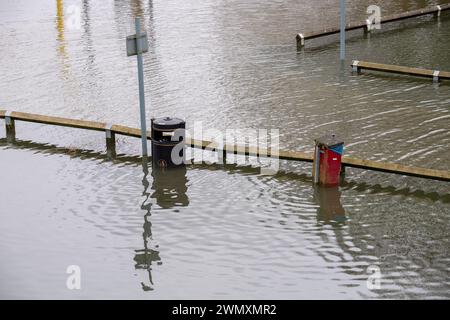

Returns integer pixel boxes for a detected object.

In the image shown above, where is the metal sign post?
[340,0,346,61]
[127,17,149,157]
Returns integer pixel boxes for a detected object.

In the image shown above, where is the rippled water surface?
[0,0,449,299]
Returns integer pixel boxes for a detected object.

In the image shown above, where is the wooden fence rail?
[296,4,450,47]
[351,60,450,82]
[1,110,449,182]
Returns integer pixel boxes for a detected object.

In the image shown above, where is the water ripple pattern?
[0,0,449,299]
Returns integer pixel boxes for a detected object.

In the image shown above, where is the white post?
[433,70,440,83]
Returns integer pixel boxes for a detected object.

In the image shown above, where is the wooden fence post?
[105,123,116,159]
[5,112,15,143]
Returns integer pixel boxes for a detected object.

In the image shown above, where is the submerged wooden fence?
[296,4,450,47]
[1,110,449,182]
[351,60,450,82]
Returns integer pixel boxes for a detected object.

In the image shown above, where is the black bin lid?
[315,134,344,148]
[152,117,185,130]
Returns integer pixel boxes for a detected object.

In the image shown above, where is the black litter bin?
[151,117,185,168]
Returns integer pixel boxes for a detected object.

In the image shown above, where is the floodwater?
[0,0,449,299]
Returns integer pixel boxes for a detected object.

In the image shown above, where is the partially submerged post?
[433,70,440,83]
[105,123,116,159]
[296,33,305,50]
[4,111,15,143]
[127,17,150,157]
[363,18,371,36]
[435,5,442,18]
[339,0,346,61]
[351,60,360,73]
[313,134,344,187]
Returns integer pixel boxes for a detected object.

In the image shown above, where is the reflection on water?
[0,0,450,299]
[134,157,189,291]
[134,158,160,292]
[151,166,189,209]
[55,0,65,54]
[0,141,449,298]
[314,185,346,224]
[55,0,70,78]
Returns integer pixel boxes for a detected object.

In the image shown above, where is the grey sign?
[126,33,149,56]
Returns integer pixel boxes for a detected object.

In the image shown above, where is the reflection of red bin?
[313,134,344,187]
[314,186,346,222]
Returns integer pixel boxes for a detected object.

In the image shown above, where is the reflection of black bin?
[151,167,189,208]
[151,117,185,168]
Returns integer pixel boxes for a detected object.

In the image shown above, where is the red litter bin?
[313,134,344,187]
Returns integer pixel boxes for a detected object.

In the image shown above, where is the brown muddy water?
[0,0,449,299]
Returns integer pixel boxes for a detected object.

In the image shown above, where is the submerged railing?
[296,4,450,47]
[1,110,449,182]
[351,60,450,82]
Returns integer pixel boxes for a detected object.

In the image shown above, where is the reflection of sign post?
[127,17,149,157]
